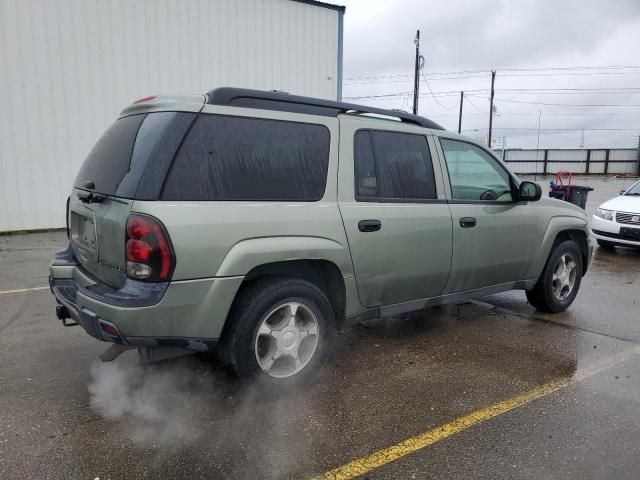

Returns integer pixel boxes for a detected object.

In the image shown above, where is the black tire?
[597,239,616,250]
[218,276,335,391]
[526,240,583,313]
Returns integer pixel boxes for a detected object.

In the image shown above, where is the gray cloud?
[341,0,640,148]
[344,0,640,73]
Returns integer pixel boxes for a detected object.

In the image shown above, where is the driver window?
[440,138,512,201]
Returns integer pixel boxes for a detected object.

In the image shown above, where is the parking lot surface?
[1,175,639,479]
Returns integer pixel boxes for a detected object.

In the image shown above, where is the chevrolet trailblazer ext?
[50,88,591,389]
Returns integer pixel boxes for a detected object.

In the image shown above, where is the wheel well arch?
[553,229,590,275]
[241,259,346,321]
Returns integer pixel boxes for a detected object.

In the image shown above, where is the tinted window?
[74,114,146,195]
[161,115,330,201]
[354,131,377,198]
[354,130,436,201]
[440,138,513,201]
[74,112,194,198]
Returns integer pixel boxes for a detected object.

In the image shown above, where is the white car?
[592,179,640,249]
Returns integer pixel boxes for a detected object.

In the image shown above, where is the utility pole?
[457,91,464,133]
[535,110,542,181]
[501,136,506,162]
[536,109,542,151]
[636,134,640,175]
[487,70,496,148]
[412,30,420,115]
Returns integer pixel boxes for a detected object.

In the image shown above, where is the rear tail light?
[125,214,175,282]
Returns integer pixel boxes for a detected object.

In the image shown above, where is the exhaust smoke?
[88,354,215,447]
[87,352,321,477]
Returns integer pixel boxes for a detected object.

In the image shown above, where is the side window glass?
[354,131,378,198]
[439,138,513,201]
[161,115,330,201]
[372,131,436,200]
[353,129,437,201]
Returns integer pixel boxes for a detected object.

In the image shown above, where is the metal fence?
[494,148,640,175]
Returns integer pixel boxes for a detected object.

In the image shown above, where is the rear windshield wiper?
[76,180,105,203]
[77,191,104,203]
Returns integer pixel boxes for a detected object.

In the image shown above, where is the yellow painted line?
[0,286,49,295]
[314,345,640,480]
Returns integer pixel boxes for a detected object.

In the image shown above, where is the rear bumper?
[49,245,243,351]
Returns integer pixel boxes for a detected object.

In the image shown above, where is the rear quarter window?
[161,114,331,201]
[74,114,146,195]
[73,112,196,199]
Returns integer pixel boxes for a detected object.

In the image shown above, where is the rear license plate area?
[71,211,97,252]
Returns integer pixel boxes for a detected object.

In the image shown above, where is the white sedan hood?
[600,195,640,213]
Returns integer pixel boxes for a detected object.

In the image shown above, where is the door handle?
[459,217,477,228]
[358,219,382,232]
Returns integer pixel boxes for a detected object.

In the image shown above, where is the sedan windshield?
[624,181,640,195]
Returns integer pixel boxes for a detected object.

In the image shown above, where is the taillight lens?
[125,214,175,282]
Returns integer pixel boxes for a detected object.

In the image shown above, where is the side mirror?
[620,189,627,195]
[519,181,542,202]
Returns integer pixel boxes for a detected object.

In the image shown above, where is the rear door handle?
[358,219,382,232]
[459,217,477,228]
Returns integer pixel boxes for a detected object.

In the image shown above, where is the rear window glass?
[161,114,331,201]
[74,112,194,198]
[74,114,146,195]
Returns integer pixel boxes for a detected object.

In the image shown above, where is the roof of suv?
[205,87,445,130]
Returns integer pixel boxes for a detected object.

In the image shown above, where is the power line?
[430,111,640,117]
[420,68,458,110]
[344,65,640,83]
[462,127,639,131]
[459,95,487,114]
[344,65,640,80]
[345,70,488,81]
[343,91,412,100]
[343,91,461,101]
[345,70,640,86]
[493,87,640,95]
[498,71,640,78]
[345,87,640,99]
[468,94,640,108]
[344,74,490,86]
[498,65,640,72]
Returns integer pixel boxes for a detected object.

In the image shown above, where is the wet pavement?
[1,175,639,479]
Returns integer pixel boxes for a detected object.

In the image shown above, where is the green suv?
[50,88,592,387]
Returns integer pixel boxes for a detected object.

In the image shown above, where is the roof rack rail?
[205,87,444,130]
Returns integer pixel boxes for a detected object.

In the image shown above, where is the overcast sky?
[340,0,640,149]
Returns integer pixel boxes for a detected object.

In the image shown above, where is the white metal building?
[0,0,345,232]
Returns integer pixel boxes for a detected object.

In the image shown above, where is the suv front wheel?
[219,277,335,389]
[526,239,583,313]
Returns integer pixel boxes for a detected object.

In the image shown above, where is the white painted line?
[0,286,49,295]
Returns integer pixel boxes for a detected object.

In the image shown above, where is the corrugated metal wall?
[501,148,639,175]
[0,0,342,231]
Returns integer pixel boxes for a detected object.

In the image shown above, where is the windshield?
[623,180,640,195]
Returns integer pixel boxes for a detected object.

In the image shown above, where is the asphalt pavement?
[1,175,639,479]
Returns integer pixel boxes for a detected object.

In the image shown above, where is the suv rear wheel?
[526,240,583,313]
[219,277,335,389]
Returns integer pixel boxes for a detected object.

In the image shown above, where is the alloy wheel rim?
[551,253,577,301]
[254,301,320,378]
